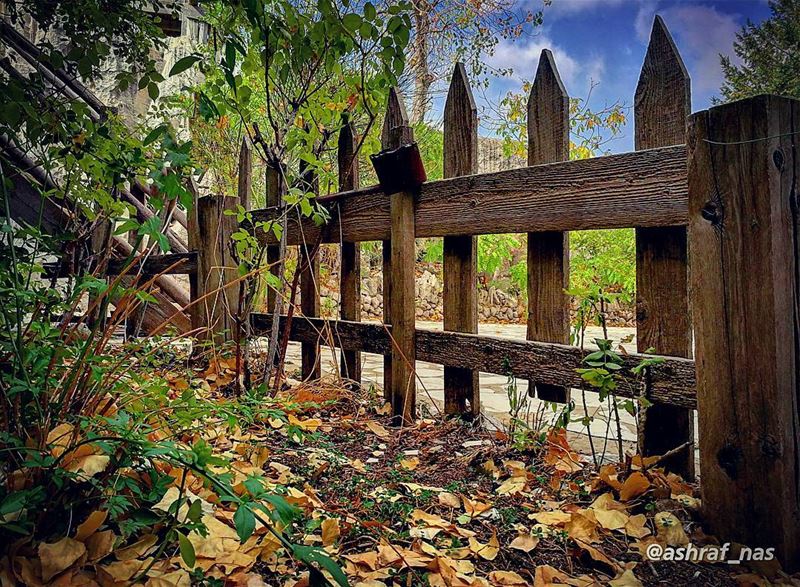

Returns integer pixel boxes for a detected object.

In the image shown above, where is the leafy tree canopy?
[719,0,800,102]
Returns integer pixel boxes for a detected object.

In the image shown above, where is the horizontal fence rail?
[251,313,697,410]
[250,144,688,246]
[42,252,198,278]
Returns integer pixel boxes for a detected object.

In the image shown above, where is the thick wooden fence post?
[186,180,202,340]
[197,194,239,347]
[442,63,479,417]
[688,94,800,570]
[635,16,694,478]
[338,119,362,384]
[299,161,321,380]
[381,87,414,401]
[526,49,570,403]
[381,87,416,425]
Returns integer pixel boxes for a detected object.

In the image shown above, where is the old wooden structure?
[4,14,800,571]
[245,18,800,570]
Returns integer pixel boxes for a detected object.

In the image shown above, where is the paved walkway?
[281,321,670,461]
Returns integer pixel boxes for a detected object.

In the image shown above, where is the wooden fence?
[244,17,800,569]
[8,14,799,571]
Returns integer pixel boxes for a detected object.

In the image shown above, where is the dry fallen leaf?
[489,570,528,585]
[609,568,644,587]
[86,530,116,562]
[74,510,107,542]
[39,537,86,582]
[399,457,419,470]
[462,496,492,519]
[566,511,601,544]
[438,492,461,508]
[593,507,629,531]
[469,533,499,561]
[619,472,651,502]
[496,475,527,496]
[624,514,651,539]
[288,414,322,432]
[509,533,539,553]
[321,518,340,547]
[115,534,158,561]
[530,510,571,526]
[366,421,390,439]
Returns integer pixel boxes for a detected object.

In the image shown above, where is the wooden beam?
[196,195,239,346]
[250,314,697,410]
[106,252,198,276]
[250,144,688,245]
[338,118,362,384]
[527,49,571,404]
[634,15,694,479]
[382,87,417,425]
[689,94,800,570]
[380,87,414,403]
[442,63,479,418]
[43,252,197,278]
[299,159,321,381]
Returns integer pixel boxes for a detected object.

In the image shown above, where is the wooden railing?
[8,14,800,569]
[246,18,800,568]
[248,16,696,469]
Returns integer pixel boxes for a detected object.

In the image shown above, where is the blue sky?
[457,0,772,153]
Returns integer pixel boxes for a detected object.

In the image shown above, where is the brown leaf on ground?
[39,537,86,582]
[509,533,540,553]
[619,472,650,502]
[74,510,108,542]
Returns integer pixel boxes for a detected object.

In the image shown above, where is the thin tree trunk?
[410,3,432,126]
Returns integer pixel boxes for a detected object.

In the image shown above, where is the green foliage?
[719,0,800,102]
[413,122,444,181]
[570,229,635,302]
[577,338,622,401]
[189,0,413,205]
[493,84,627,161]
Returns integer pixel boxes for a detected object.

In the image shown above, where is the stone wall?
[315,262,634,326]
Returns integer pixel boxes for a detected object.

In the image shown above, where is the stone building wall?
[313,262,634,327]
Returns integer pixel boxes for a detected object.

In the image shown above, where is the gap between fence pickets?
[248,144,688,245]
[250,313,696,410]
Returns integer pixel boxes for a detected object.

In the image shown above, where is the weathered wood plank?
[186,179,203,339]
[250,145,688,245]
[527,48,571,404]
[689,95,800,570]
[265,165,284,312]
[197,195,239,346]
[390,185,416,425]
[380,87,414,401]
[44,252,198,278]
[634,15,694,478]
[250,313,697,410]
[299,162,321,381]
[106,252,198,276]
[442,63,479,417]
[338,119,362,383]
[383,87,416,424]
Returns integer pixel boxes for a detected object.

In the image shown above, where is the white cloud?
[485,34,604,94]
[634,0,659,41]
[661,4,743,94]
[542,0,628,19]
